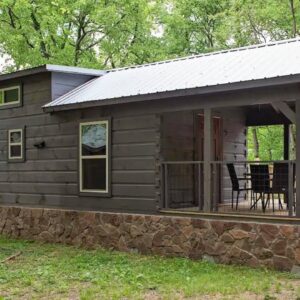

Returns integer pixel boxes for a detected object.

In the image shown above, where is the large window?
[8,128,24,161]
[0,86,20,106]
[79,120,110,194]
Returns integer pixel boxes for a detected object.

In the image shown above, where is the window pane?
[10,145,21,157]
[10,131,21,143]
[4,88,19,103]
[0,91,3,104]
[81,123,106,156]
[82,159,106,190]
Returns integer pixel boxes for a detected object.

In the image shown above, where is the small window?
[8,128,24,161]
[79,120,110,194]
[0,86,20,106]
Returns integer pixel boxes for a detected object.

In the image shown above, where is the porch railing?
[161,160,296,217]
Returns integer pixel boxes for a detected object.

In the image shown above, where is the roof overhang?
[43,74,300,113]
[0,64,105,82]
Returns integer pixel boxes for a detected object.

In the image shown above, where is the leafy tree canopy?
[0,0,165,70]
[1,0,300,71]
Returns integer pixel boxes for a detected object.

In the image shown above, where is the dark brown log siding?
[218,107,247,202]
[161,111,195,208]
[0,73,158,212]
[0,71,297,213]
[161,108,247,207]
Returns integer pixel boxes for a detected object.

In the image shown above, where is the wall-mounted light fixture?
[33,141,46,149]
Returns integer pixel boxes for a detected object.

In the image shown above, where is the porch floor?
[175,199,292,217]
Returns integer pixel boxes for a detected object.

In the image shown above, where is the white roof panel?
[44,38,300,109]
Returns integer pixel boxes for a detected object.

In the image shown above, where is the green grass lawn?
[0,236,299,300]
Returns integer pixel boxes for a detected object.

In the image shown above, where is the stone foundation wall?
[0,206,299,272]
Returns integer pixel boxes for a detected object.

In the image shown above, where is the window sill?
[0,102,22,110]
[79,190,112,198]
[8,158,25,163]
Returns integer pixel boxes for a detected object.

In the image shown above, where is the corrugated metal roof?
[44,38,300,109]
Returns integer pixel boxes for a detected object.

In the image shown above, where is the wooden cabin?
[0,39,299,219]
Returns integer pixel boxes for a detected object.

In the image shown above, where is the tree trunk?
[251,127,260,160]
[290,125,296,159]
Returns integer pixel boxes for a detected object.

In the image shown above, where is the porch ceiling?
[245,103,294,126]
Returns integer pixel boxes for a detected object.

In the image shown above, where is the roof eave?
[0,64,105,82]
[43,74,300,113]
[45,65,106,76]
[0,65,48,82]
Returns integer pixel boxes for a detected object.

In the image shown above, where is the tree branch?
[30,9,50,58]
[289,0,297,37]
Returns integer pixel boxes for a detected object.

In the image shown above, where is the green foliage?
[247,126,283,161]
[160,0,231,56]
[0,236,298,299]
[0,0,166,70]
[1,0,300,71]
[227,0,300,46]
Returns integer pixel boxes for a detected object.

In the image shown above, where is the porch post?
[284,123,292,215]
[283,124,289,160]
[296,100,300,217]
[203,108,213,211]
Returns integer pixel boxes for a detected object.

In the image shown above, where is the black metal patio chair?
[271,162,295,211]
[250,164,272,212]
[227,163,252,210]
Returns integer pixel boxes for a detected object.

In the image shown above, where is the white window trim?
[0,86,21,106]
[79,120,109,193]
[8,129,23,160]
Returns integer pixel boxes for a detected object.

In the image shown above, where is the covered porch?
[159,93,300,219]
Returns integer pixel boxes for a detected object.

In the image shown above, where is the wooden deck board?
[174,198,292,217]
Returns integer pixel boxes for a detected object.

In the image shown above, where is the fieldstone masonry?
[0,206,300,271]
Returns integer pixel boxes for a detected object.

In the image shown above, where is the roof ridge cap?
[108,37,300,73]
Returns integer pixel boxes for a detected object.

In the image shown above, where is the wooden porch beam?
[203,108,213,212]
[271,101,296,124]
